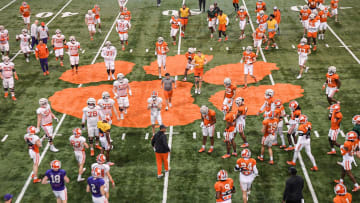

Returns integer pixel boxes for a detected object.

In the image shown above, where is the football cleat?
[268,160,274,165]
[207,148,214,153]
[327,151,336,155]
[50,145,59,152]
[286,161,296,166]
[232,152,238,157]
[240,143,249,148]
[4,92,8,98]
[352,186,360,192]
[257,156,264,161]
[33,178,41,183]
[280,145,286,149]
[51,160,61,169]
[217,170,228,180]
[284,146,295,151]
[311,166,318,171]
[90,149,94,156]
[222,154,231,159]
[157,174,164,178]
[198,148,205,153]
[95,144,102,150]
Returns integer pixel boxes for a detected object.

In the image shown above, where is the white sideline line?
[193,132,196,139]
[10,0,73,62]
[0,0,16,12]
[217,131,220,139]
[340,130,346,138]
[292,44,295,49]
[145,133,149,140]
[241,0,275,86]
[14,10,122,203]
[1,134,8,142]
[162,126,173,203]
[314,131,320,138]
[177,25,182,55]
[121,133,126,140]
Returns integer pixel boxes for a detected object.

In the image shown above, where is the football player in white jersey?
[51,29,66,67]
[97,91,120,121]
[0,25,10,60]
[85,10,96,40]
[69,127,89,182]
[113,73,132,120]
[147,91,163,135]
[0,56,18,101]
[16,29,31,62]
[101,41,117,80]
[65,36,81,74]
[116,15,131,51]
[82,97,102,156]
[24,126,42,183]
[92,154,115,200]
[36,98,59,152]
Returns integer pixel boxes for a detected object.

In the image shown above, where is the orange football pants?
[155,152,169,175]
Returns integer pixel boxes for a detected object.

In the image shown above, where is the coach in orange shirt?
[35,39,50,76]
[151,125,170,178]
[19,1,31,30]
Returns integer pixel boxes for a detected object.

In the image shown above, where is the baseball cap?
[160,124,167,129]
[41,22,45,26]
[4,194,13,201]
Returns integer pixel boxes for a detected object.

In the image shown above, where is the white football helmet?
[188,48,193,53]
[303,5,309,10]
[246,46,253,53]
[241,149,251,158]
[87,97,96,109]
[265,89,274,99]
[151,91,158,101]
[39,98,48,107]
[55,29,61,36]
[224,78,231,87]
[235,97,244,106]
[239,6,245,11]
[88,10,93,15]
[328,66,336,75]
[120,15,125,20]
[102,91,110,100]
[273,6,278,10]
[309,14,315,20]
[300,38,307,45]
[158,37,164,44]
[69,36,76,42]
[200,105,209,115]
[105,41,111,47]
[22,29,28,35]
[259,10,265,16]
[312,10,318,16]
[3,56,9,64]
[117,73,124,81]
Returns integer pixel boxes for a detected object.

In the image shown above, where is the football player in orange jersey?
[297,38,311,79]
[155,37,169,78]
[235,97,249,148]
[199,105,216,153]
[207,5,217,39]
[273,7,281,34]
[273,99,286,148]
[285,100,301,151]
[286,115,318,171]
[236,6,249,40]
[307,14,319,51]
[256,10,268,30]
[121,7,131,22]
[318,7,331,40]
[257,89,275,119]
[333,183,352,203]
[233,0,239,11]
[215,170,236,203]
[19,2,31,30]
[331,0,339,22]
[252,26,267,56]
[183,48,195,81]
[255,0,266,16]
[300,5,311,36]
[24,126,42,183]
[170,13,181,45]
[258,114,278,165]
[223,112,238,159]
[235,149,258,203]
[322,66,341,105]
[223,78,236,117]
[92,4,101,33]
[241,46,257,88]
[327,103,342,154]
[334,131,360,192]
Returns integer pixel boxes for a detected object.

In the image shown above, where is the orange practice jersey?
[341,141,355,156]
[243,51,256,64]
[92,7,100,19]
[263,118,279,137]
[255,2,266,12]
[264,97,274,112]
[298,44,310,54]
[319,10,331,22]
[225,112,236,131]
[20,5,30,17]
[290,109,301,120]
[236,158,256,175]
[326,73,339,88]
[331,0,339,9]
[202,109,216,126]
[224,84,236,98]
[273,10,281,24]
[274,105,285,119]
[35,44,49,59]
[257,15,268,24]
[214,178,234,202]
[333,193,352,203]
[185,52,195,61]
[254,28,266,40]
[237,11,248,21]
[308,0,317,9]
[170,16,181,29]
[300,9,311,20]
[156,42,168,55]
[298,122,312,137]
[331,112,342,130]
[237,105,247,117]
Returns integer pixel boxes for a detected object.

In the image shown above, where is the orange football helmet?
[27,126,36,134]
[329,103,340,113]
[299,114,308,124]
[274,99,282,108]
[352,115,360,125]
[51,160,61,170]
[289,100,299,111]
[217,170,228,181]
[334,183,346,195]
[96,154,106,164]
[73,128,82,137]
[346,131,357,141]
[241,149,251,158]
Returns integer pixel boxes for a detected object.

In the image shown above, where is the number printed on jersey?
[87,110,98,118]
[51,175,61,183]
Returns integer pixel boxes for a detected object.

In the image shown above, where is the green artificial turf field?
[0,0,360,202]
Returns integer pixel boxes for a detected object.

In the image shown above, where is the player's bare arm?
[261,124,266,134]
[41,176,48,184]
[106,171,115,188]
[64,175,70,183]
[86,185,90,193]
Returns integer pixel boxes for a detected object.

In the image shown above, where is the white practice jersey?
[116,20,130,32]
[31,24,37,37]
[69,135,86,151]
[101,46,117,61]
[97,98,115,117]
[66,41,80,56]
[113,79,129,97]
[82,106,101,126]
[52,35,65,49]
[148,97,162,115]
[24,134,40,151]
[85,13,96,25]
[0,62,15,78]
[18,34,31,47]
[0,30,9,44]
[36,104,53,125]
[91,163,110,180]
[37,26,49,38]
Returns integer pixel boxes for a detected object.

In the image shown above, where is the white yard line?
[122,133,126,140]
[10,0,73,62]
[193,132,196,139]
[145,132,149,140]
[292,44,295,49]
[314,131,320,138]
[217,131,220,139]
[0,0,16,12]
[15,10,121,203]
[340,130,346,138]
[162,126,173,203]
[1,134,8,142]
[177,26,182,55]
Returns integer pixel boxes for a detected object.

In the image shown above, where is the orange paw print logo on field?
[205,62,304,114]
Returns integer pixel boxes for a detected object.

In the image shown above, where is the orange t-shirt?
[156,42,168,55]
[121,11,131,21]
[331,112,342,130]
[257,15,268,24]
[290,109,301,120]
[224,84,236,98]
[225,112,236,132]
[333,193,352,203]
[326,73,339,88]
[308,0,317,9]
[341,141,354,156]
[214,178,234,202]
[273,10,281,24]
[254,28,266,40]
[298,44,310,54]
[263,118,279,137]
[236,158,256,175]
[237,105,247,117]
[20,5,31,17]
[237,11,248,21]
[264,97,274,112]
[202,109,216,126]
[274,105,285,119]
[243,51,256,64]
[35,44,49,59]
[92,7,100,19]
[331,0,339,9]
[319,10,331,22]
[170,16,181,29]
[298,122,312,136]
[185,52,195,61]
[255,2,266,12]
[300,9,311,20]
